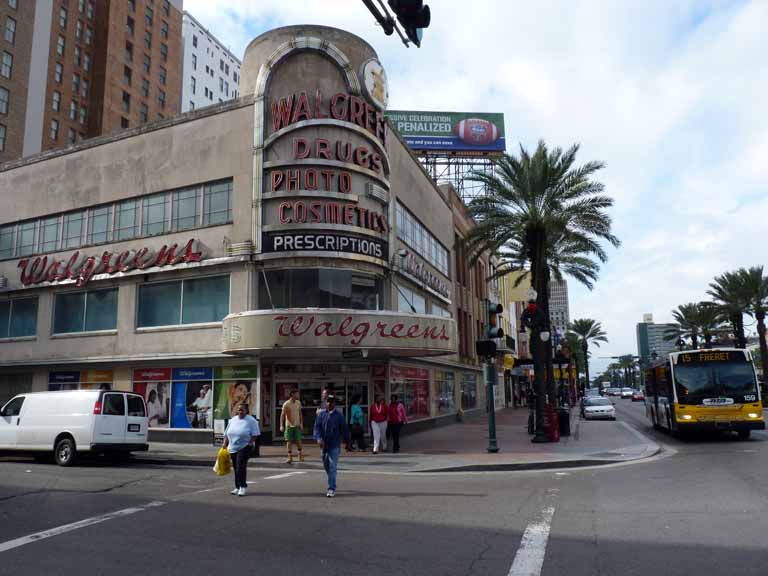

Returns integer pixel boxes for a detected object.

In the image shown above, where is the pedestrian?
[370,395,388,454]
[280,389,304,463]
[387,394,408,453]
[223,403,260,497]
[348,394,366,451]
[313,394,349,497]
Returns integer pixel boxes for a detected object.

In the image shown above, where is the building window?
[0,223,12,256]
[0,87,8,114]
[76,19,82,40]
[54,288,117,334]
[162,0,169,17]
[74,45,81,67]
[78,105,86,126]
[52,90,61,111]
[435,370,456,414]
[396,284,426,314]
[461,373,477,410]
[233,71,238,83]
[192,34,197,48]
[161,20,168,39]
[190,76,195,94]
[81,78,89,98]
[432,303,452,318]
[123,65,132,85]
[68,128,76,144]
[144,30,152,50]
[137,276,230,328]
[40,216,60,252]
[225,63,229,76]
[126,15,134,36]
[219,77,223,92]
[125,41,133,62]
[86,1,94,20]
[72,74,79,94]
[63,211,85,248]
[396,201,450,277]
[145,5,153,27]
[54,62,63,83]
[141,192,168,236]
[85,27,93,46]
[4,16,15,44]
[160,42,167,62]
[128,0,135,13]
[0,298,38,339]
[224,81,229,97]
[7,0,17,9]
[142,53,150,74]
[191,53,196,70]
[121,91,130,112]
[258,270,382,310]
[172,186,200,231]
[139,102,148,123]
[50,119,59,141]
[159,65,166,85]
[16,221,36,257]
[189,101,194,111]
[69,100,77,120]
[157,89,165,108]
[86,206,111,244]
[1,51,11,78]
[203,180,232,225]
[121,116,129,128]
[60,8,70,29]
[78,0,85,13]
[141,78,149,97]
[115,199,138,240]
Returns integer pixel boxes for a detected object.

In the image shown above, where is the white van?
[0,390,149,466]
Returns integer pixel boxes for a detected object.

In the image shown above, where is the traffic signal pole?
[484,360,499,453]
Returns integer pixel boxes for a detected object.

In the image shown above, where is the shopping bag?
[213,447,232,476]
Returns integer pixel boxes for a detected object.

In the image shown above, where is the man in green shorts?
[280,389,304,463]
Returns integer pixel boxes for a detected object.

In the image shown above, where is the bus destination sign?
[679,351,745,363]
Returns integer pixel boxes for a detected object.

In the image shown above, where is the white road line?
[262,471,308,480]
[508,490,558,576]
[0,500,166,554]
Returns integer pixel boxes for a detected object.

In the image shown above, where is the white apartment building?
[180,11,241,113]
[549,278,570,339]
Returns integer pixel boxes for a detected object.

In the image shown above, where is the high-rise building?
[549,278,569,338]
[180,11,239,113]
[636,315,678,361]
[0,0,183,165]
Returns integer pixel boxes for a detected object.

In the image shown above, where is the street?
[1,401,767,575]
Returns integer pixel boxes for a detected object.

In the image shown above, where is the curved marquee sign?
[222,310,456,358]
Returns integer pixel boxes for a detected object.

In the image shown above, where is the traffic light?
[486,301,504,340]
[388,0,431,47]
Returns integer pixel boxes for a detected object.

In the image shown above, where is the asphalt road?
[0,401,766,576]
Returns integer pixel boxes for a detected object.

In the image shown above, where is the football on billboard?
[453,118,501,146]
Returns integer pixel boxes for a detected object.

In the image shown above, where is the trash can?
[557,408,571,437]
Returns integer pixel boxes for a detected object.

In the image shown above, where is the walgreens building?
[0,26,489,442]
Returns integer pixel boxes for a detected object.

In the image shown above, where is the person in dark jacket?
[313,395,350,497]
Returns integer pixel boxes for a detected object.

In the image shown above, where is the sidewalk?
[136,408,660,473]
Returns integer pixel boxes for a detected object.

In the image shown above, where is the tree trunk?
[691,333,698,350]
[582,340,590,390]
[527,226,548,442]
[757,312,768,382]
[542,267,556,403]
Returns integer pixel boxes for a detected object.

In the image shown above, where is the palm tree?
[697,301,726,348]
[564,331,585,390]
[465,141,619,441]
[708,271,748,348]
[617,355,638,388]
[736,266,768,372]
[667,303,702,349]
[568,319,608,391]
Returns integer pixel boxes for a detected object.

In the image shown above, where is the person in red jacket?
[387,394,408,453]
[370,395,388,453]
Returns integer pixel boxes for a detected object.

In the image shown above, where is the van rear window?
[127,395,146,417]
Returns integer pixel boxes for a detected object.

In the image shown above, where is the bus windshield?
[673,361,757,402]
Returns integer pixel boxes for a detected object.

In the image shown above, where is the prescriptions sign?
[386,110,505,155]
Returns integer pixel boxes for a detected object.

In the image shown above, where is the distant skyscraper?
[636,315,678,360]
[180,11,240,113]
[0,0,183,165]
[549,278,569,338]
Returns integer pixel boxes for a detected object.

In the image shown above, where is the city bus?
[644,348,765,438]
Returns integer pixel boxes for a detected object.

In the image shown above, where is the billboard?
[386,110,505,155]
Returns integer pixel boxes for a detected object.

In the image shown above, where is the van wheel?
[54,438,77,467]
[738,430,751,440]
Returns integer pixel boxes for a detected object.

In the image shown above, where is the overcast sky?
[185,0,766,374]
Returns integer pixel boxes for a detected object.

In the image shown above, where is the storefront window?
[137,275,229,327]
[461,372,478,410]
[0,298,38,338]
[391,365,430,421]
[259,269,383,310]
[53,288,118,334]
[49,370,113,391]
[397,284,426,314]
[435,369,456,414]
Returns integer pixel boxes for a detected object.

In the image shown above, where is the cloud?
[182,1,766,375]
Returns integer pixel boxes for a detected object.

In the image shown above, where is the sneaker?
[285,455,294,464]
[230,488,239,495]
[326,489,335,498]
[299,453,305,462]
[238,487,246,497]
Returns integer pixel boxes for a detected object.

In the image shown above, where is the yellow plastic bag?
[213,447,232,476]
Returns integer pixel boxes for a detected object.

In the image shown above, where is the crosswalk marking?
[508,490,558,576]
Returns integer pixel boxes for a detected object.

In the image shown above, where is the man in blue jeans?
[313,394,350,498]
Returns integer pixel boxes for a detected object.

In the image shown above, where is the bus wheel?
[737,430,751,440]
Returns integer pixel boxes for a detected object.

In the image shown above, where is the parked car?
[606,387,622,397]
[632,389,645,402]
[0,390,149,466]
[585,388,602,397]
[620,387,633,399]
[582,397,616,420]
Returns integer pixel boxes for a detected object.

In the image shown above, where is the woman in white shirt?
[223,403,260,496]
